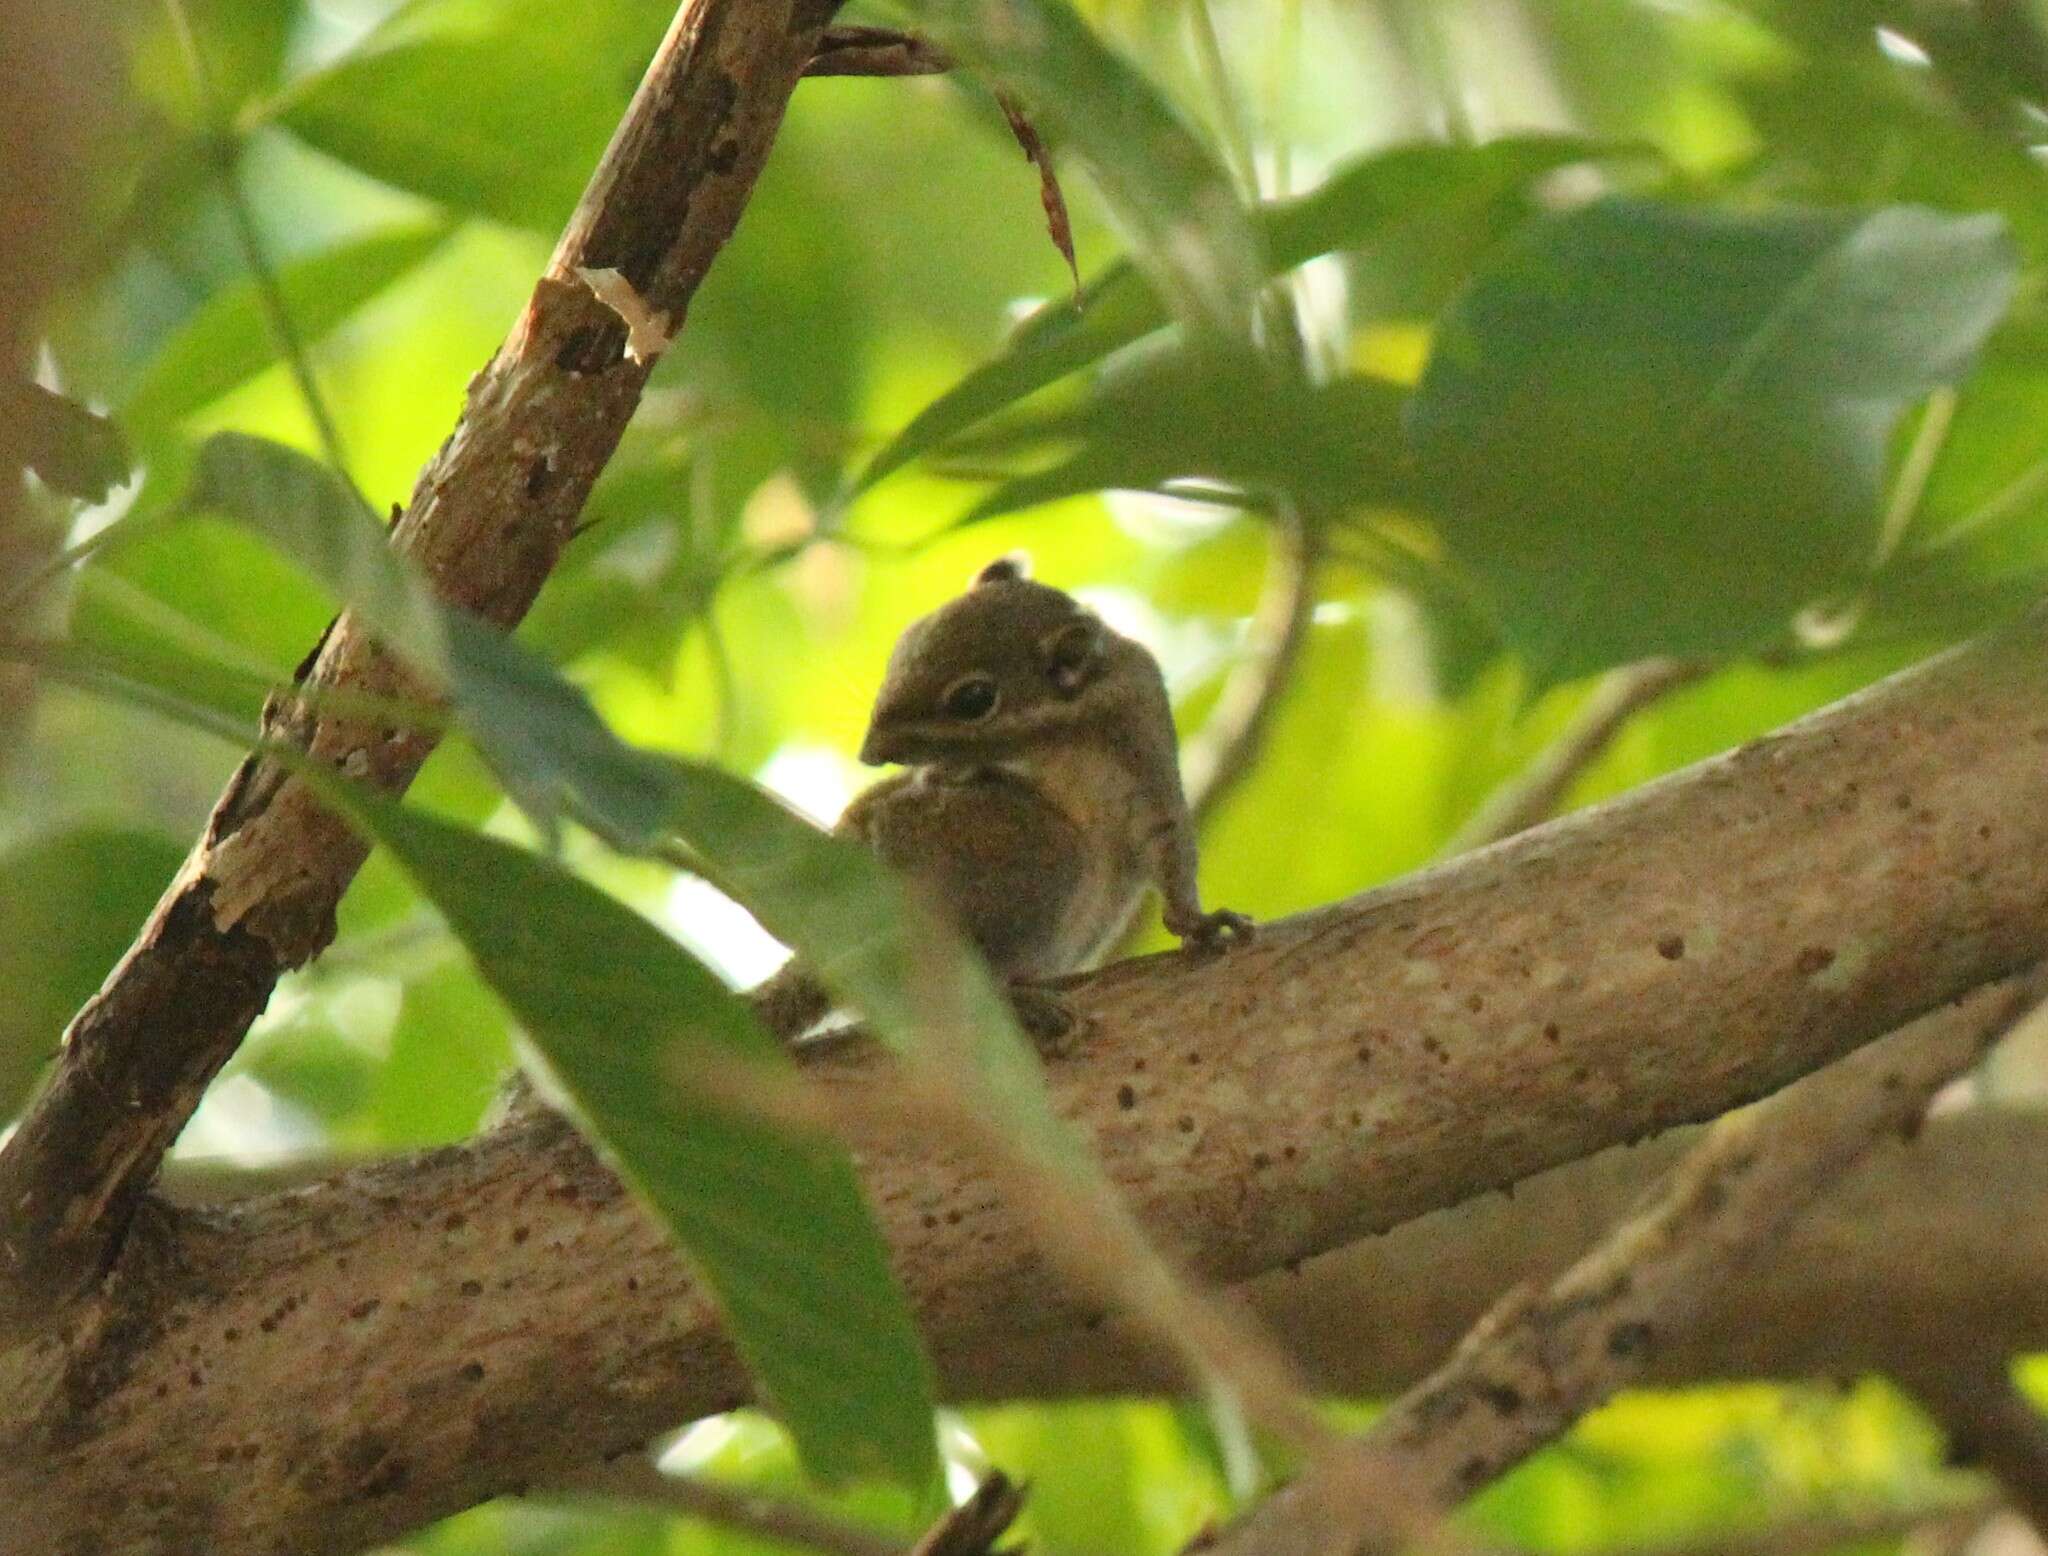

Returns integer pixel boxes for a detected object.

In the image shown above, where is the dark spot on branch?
[1608,1321,1653,1357]
[348,1298,379,1321]
[1656,934,1685,960]
[1796,946,1836,976]
[1116,1084,1136,1110]
[459,1279,483,1298]
[554,323,623,375]
[1478,1381,1524,1415]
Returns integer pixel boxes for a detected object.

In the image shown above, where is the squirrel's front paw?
[1168,907,1255,952]
[1006,982,1090,1057]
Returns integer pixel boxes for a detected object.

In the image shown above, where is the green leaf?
[183,432,676,843]
[1406,198,2017,682]
[121,221,453,437]
[2,382,133,502]
[945,343,1414,522]
[268,0,667,231]
[277,785,940,1491]
[0,827,186,1119]
[850,134,1615,497]
[901,0,1260,344]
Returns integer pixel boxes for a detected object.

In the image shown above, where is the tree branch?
[0,0,845,1334]
[1902,1357,2048,1540]
[551,1457,903,1556]
[6,603,2048,1554]
[1182,511,1318,830]
[1195,974,2043,1554]
[805,24,953,77]
[1445,656,1708,854]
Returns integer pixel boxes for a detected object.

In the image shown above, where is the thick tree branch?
[5,604,2048,1554]
[0,0,844,1332]
[1196,975,2043,1555]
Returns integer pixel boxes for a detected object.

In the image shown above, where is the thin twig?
[1444,657,1708,855]
[553,1457,901,1556]
[1610,1499,1997,1556]
[163,0,352,480]
[1902,1357,2048,1540]
[1194,973,2047,1556]
[804,24,954,78]
[909,1473,1026,1556]
[1183,509,1317,829]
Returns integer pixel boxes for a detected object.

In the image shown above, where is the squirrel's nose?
[858,723,899,766]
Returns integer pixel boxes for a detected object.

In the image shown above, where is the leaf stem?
[162,0,354,481]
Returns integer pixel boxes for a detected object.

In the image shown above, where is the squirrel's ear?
[1038,617,1106,695]
[974,553,1030,587]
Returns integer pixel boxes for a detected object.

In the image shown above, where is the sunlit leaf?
[268,0,667,231]
[121,221,453,436]
[1407,198,2017,681]
[901,0,1260,344]
[947,342,1413,522]
[850,135,1617,497]
[0,827,185,1117]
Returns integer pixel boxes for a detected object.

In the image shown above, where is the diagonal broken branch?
[0,0,847,1336]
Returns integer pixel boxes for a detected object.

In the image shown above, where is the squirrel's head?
[858,555,1132,767]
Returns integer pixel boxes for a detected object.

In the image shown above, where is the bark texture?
[1194,975,2040,1556]
[0,0,842,1332]
[3,606,2046,1555]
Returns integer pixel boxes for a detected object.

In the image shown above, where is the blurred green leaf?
[0,826,185,1118]
[183,431,677,843]
[121,220,453,437]
[317,786,939,1491]
[2,381,133,502]
[953,344,1413,522]
[269,0,667,231]
[1408,197,2017,681]
[901,0,1260,344]
[853,134,1615,497]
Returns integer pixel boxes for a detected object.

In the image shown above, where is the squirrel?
[752,555,1252,1046]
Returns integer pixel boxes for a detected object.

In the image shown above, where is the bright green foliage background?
[10,0,2048,1550]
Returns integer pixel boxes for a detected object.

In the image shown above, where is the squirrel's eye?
[941,676,1000,721]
